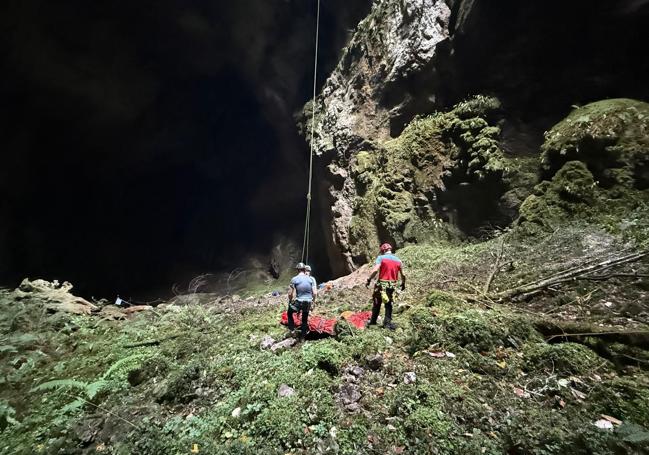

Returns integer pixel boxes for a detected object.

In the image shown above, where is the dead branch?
[491,250,649,301]
[578,272,649,281]
[546,330,649,342]
[483,236,506,294]
[124,334,181,348]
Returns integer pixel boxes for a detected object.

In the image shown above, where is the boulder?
[365,354,384,371]
[404,371,417,384]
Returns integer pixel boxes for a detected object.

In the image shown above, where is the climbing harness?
[301,0,321,265]
[377,280,399,304]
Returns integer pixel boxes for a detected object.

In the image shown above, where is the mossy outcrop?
[541,99,649,188]
[346,95,537,263]
[518,99,649,236]
[408,303,540,354]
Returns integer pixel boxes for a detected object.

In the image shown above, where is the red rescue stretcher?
[280,310,372,335]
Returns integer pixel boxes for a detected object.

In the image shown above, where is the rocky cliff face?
[303,0,649,275]
[304,0,455,273]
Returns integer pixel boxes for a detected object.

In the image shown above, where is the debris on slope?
[13,278,98,315]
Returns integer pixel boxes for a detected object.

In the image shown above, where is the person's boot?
[383,302,396,330]
[369,303,380,326]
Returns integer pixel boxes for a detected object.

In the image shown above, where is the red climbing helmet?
[380,242,392,253]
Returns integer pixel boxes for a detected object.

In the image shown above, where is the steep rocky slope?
[2,220,649,454]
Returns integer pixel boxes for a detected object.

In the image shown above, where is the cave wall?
[304,0,649,274]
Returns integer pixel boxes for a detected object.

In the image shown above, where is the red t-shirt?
[375,254,402,281]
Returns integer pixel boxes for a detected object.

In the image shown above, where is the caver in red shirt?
[375,254,402,281]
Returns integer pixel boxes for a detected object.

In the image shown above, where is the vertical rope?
[301,0,320,265]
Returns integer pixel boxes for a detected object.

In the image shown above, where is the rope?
[301,0,321,265]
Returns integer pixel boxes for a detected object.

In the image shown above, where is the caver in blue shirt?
[290,273,315,302]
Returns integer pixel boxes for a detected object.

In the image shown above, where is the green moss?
[523,342,602,375]
[541,99,649,185]
[426,289,464,308]
[387,381,456,451]
[301,339,346,374]
[501,407,615,455]
[409,307,539,353]
[452,95,502,119]
[589,376,649,426]
[518,99,649,237]
[345,95,532,259]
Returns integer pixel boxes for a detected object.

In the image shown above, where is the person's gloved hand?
[400,282,406,291]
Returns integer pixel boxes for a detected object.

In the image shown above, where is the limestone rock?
[271,338,296,353]
[404,371,417,384]
[260,335,276,350]
[365,354,384,371]
[278,384,295,398]
[299,0,453,274]
[14,278,98,315]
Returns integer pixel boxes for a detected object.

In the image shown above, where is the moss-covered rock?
[518,99,649,235]
[301,339,346,375]
[523,342,602,375]
[347,95,537,262]
[541,99,649,188]
[409,306,539,353]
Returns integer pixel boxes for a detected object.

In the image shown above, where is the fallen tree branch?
[545,330,649,342]
[483,236,506,295]
[124,334,181,348]
[491,249,649,301]
[578,272,649,281]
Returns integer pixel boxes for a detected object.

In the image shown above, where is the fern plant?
[30,352,154,415]
[0,400,19,430]
[31,378,109,401]
[30,378,111,415]
[101,352,151,380]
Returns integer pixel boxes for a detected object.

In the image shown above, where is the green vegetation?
[519,99,649,237]
[348,95,537,262]
[3,223,649,454]
[2,97,649,453]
